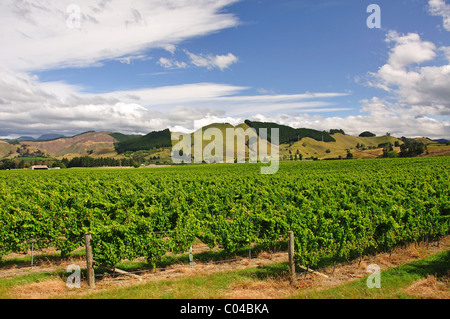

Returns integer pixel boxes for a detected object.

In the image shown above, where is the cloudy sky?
[0,0,449,139]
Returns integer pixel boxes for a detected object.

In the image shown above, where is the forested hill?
[114,129,172,153]
[244,120,335,144]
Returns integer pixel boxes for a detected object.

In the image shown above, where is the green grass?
[292,250,450,299]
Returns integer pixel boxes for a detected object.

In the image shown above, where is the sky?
[0,0,449,139]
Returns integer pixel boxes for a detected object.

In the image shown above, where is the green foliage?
[329,129,345,135]
[67,156,137,168]
[0,157,448,269]
[115,129,172,153]
[245,120,335,144]
[387,150,398,158]
[399,137,425,157]
[359,131,376,137]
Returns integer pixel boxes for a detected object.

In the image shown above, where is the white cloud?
[157,50,239,71]
[164,44,177,55]
[385,31,436,68]
[0,70,350,137]
[1,67,447,139]
[440,46,450,61]
[368,31,450,117]
[248,110,449,140]
[1,1,448,140]
[257,88,276,94]
[0,0,240,72]
[185,51,238,70]
[158,57,188,69]
[115,55,151,65]
[428,0,450,31]
[250,31,449,140]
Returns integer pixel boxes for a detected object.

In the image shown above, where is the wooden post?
[189,245,193,269]
[31,241,34,269]
[85,234,95,288]
[288,231,295,285]
[248,237,251,262]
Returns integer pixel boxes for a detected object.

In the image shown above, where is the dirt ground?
[2,236,449,299]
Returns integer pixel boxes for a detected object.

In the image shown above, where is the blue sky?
[0,0,449,138]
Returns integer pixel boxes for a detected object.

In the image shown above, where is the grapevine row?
[0,157,448,269]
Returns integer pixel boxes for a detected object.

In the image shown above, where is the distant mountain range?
[433,139,449,144]
[3,134,66,142]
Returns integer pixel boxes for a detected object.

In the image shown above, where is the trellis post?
[85,233,95,288]
[288,231,296,285]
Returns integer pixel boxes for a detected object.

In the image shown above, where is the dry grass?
[294,237,450,292]
[226,278,296,299]
[2,237,449,299]
[8,279,67,299]
[402,275,450,299]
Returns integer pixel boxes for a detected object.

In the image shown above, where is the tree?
[359,131,376,137]
[329,129,345,135]
[399,138,425,157]
[62,158,69,168]
[346,150,353,159]
[387,151,398,158]
[381,143,395,158]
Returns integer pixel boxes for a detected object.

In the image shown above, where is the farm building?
[30,165,49,170]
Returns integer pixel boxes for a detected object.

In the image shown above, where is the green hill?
[244,120,335,144]
[0,141,16,158]
[115,129,172,154]
[280,133,403,160]
[180,122,273,162]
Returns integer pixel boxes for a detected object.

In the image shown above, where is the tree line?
[0,156,140,170]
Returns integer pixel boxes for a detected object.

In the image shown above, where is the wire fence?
[5,233,445,286]
[92,244,290,279]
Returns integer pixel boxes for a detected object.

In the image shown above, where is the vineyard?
[0,157,448,271]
